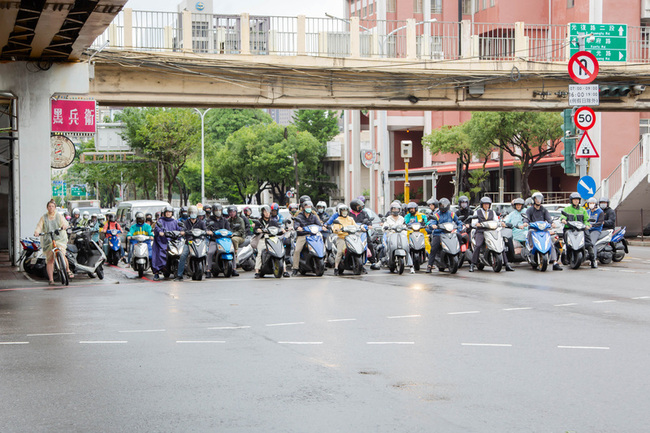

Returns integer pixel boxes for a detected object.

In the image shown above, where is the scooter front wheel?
[492,252,502,273]
[137,264,144,278]
[413,254,420,271]
[272,257,283,278]
[448,255,459,274]
[353,255,363,275]
[397,257,405,275]
[192,260,204,281]
[96,265,104,280]
[539,253,549,272]
[313,257,325,277]
[569,250,583,269]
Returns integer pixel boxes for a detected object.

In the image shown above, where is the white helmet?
[82,211,90,219]
[188,205,199,219]
[316,201,327,209]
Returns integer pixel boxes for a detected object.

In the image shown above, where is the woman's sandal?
[48,280,55,286]
[67,271,74,279]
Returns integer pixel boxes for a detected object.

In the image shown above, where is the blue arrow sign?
[577,175,597,200]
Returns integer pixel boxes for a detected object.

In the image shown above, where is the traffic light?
[560,109,576,175]
[599,85,632,98]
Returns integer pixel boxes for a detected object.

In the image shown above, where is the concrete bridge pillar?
[351,17,360,58]
[514,22,528,60]
[240,13,251,55]
[461,20,472,59]
[297,15,306,56]
[123,8,133,49]
[406,19,417,60]
[182,10,192,52]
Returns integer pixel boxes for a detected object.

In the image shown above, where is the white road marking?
[502,307,533,311]
[448,311,480,315]
[27,332,76,337]
[620,270,636,273]
[0,342,29,345]
[558,345,610,350]
[632,296,650,300]
[326,318,357,322]
[265,322,305,327]
[176,341,226,344]
[79,341,128,344]
[118,329,166,333]
[207,326,252,330]
[367,342,415,345]
[462,343,512,347]
[554,303,578,307]
[278,341,323,345]
[593,300,616,303]
[387,314,422,319]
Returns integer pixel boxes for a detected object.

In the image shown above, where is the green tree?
[292,109,340,144]
[206,108,273,146]
[465,112,563,198]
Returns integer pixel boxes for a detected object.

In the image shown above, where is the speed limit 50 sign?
[574,106,596,131]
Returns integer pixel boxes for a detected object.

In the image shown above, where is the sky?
[125,0,344,17]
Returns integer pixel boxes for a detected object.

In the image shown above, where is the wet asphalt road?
[1,248,650,433]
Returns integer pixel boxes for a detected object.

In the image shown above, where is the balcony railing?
[90,10,650,64]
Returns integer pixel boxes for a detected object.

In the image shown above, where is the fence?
[525,24,568,62]
[483,191,571,204]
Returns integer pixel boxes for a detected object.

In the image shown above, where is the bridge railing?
[90,10,650,64]
[602,134,650,207]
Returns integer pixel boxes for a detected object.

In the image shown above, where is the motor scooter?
[468,220,505,272]
[337,224,367,275]
[561,211,588,270]
[210,229,236,278]
[185,228,208,281]
[611,227,628,262]
[130,234,152,278]
[595,229,614,264]
[104,228,122,266]
[431,222,462,274]
[163,230,185,279]
[258,226,286,278]
[383,224,409,275]
[523,221,553,271]
[296,225,326,276]
[325,231,338,269]
[407,222,427,271]
[18,237,47,278]
[67,227,106,279]
[237,235,256,272]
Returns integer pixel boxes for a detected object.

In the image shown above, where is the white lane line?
[367,342,415,345]
[502,307,533,311]
[620,270,636,273]
[593,300,616,304]
[278,341,323,345]
[207,326,252,330]
[79,341,128,344]
[558,346,610,350]
[462,343,512,347]
[327,318,357,322]
[0,342,29,345]
[118,329,166,333]
[27,332,76,337]
[554,303,578,307]
[448,311,480,315]
[387,314,422,319]
[265,322,305,327]
[632,296,650,300]
[176,341,226,344]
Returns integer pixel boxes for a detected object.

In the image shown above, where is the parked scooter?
[383,224,409,275]
[130,234,152,278]
[258,226,286,278]
[185,228,208,281]
[296,224,326,276]
[611,227,628,262]
[561,211,588,270]
[407,222,427,271]
[325,231,338,268]
[67,227,106,279]
[104,228,122,266]
[210,228,236,278]
[237,236,256,272]
[594,229,614,264]
[18,236,47,278]
[162,230,185,279]
[468,220,505,272]
[431,222,462,274]
[337,224,367,275]
[523,221,553,271]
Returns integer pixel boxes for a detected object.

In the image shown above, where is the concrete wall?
[0,62,89,250]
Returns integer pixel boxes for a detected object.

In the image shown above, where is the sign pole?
[404,159,410,204]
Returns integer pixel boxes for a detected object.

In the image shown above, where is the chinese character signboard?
[569,23,627,62]
[71,184,87,197]
[51,99,96,133]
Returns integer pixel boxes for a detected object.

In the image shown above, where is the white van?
[115,200,171,239]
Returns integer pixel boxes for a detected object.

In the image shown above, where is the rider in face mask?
[598,197,616,230]
[291,201,323,276]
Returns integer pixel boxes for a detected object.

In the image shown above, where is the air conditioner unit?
[490,151,500,161]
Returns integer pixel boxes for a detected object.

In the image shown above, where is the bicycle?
[39,230,69,286]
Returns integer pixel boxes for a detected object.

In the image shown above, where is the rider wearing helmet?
[425,198,463,273]
[598,197,616,230]
[175,205,208,281]
[468,197,514,273]
[152,205,184,281]
[70,208,81,228]
[404,201,431,255]
[331,203,360,275]
[126,211,154,265]
[198,209,206,221]
[562,193,595,268]
[524,192,562,271]
[299,195,312,207]
[291,200,323,276]
[88,213,100,243]
[253,205,290,279]
[586,197,603,268]
[504,198,527,246]
[178,206,189,223]
[383,201,416,274]
[316,201,328,222]
[242,206,254,235]
[203,204,212,219]
[205,203,230,278]
[80,211,90,227]
[225,205,245,276]
[270,203,283,224]
[426,198,439,214]
[288,202,300,217]
[102,212,124,263]
[456,196,471,224]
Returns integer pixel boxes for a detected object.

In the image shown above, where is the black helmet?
[438,198,450,213]
[213,203,223,216]
[458,195,469,209]
[135,212,145,224]
[599,197,610,205]
[145,212,153,219]
[350,199,364,212]
[480,196,492,206]
[106,212,115,221]
[203,204,212,212]
[299,195,312,205]
[227,205,237,215]
[180,206,188,215]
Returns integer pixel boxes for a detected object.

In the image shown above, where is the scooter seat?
[67,244,78,254]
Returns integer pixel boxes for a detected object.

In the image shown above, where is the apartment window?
[369,1,374,15]
[462,0,471,14]
[414,0,423,14]
[490,0,495,6]
[474,0,480,12]
[640,119,650,138]
[482,0,487,9]
[387,0,396,13]
[567,0,575,8]
[431,0,442,14]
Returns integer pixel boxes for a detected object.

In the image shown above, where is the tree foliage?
[292,109,340,144]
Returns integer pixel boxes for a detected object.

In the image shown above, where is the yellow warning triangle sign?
[576,131,599,158]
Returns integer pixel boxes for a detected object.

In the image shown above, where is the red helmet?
[270,203,279,211]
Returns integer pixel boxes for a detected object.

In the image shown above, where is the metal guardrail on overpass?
[91,9,650,63]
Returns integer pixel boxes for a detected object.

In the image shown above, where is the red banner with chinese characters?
[51,99,96,133]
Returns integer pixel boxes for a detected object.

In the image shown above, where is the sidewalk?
[0,251,37,290]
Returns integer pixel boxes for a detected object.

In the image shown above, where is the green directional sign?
[570,23,627,62]
[52,180,66,197]
[71,184,86,197]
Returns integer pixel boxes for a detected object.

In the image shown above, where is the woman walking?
[34,200,71,285]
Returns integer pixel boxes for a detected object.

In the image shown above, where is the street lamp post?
[194,108,211,204]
